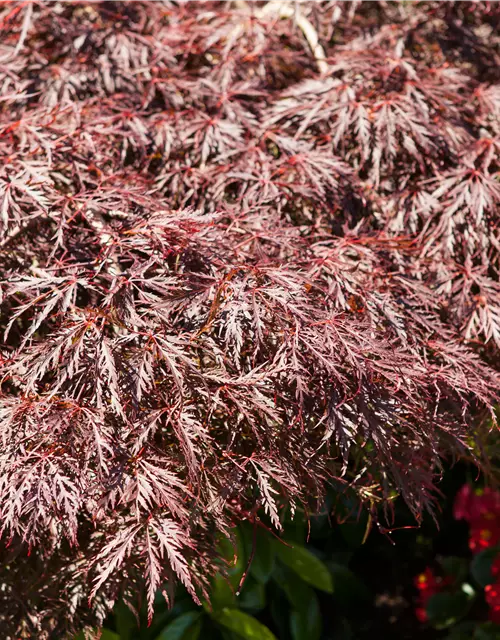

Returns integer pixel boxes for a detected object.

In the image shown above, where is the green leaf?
[238,578,266,612]
[147,600,199,640]
[269,582,291,640]
[425,592,471,628]
[100,632,120,640]
[273,565,314,611]
[217,529,246,590]
[182,621,202,640]
[475,622,500,640]
[289,592,321,640]
[471,547,500,587]
[208,529,248,611]
[272,540,333,593]
[155,612,202,640]
[333,490,368,549]
[249,530,275,584]
[113,601,138,640]
[212,608,277,640]
[282,517,307,544]
[273,564,322,640]
[211,573,237,610]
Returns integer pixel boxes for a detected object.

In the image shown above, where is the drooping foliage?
[0,1,499,637]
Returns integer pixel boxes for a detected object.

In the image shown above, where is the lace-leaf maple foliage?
[0,1,499,637]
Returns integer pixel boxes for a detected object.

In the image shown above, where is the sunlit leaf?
[212,608,277,640]
[272,541,333,593]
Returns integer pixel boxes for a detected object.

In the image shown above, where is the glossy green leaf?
[272,540,333,593]
[207,529,247,611]
[269,582,291,640]
[425,592,471,628]
[113,601,138,640]
[238,577,266,612]
[100,632,120,640]
[217,529,246,590]
[273,564,322,640]
[211,573,237,610]
[155,612,202,640]
[212,608,277,640]
[282,515,307,544]
[289,591,321,640]
[274,564,315,611]
[182,620,202,640]
[250,530,275,584]
[471,547,500,587]
[333,489,368,549]
[148,600,199,640]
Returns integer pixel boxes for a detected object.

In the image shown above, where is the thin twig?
[234,0,329,75]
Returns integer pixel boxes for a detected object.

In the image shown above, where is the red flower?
[454,484,477,521]
[485,583,500,624]
[415,568,439,597]
[489,607,500,625]
[469,519,500,554]
[415,607,428,623]
[485,583,500,608]
[414,568,443,622]
[454,486,500,524]
[454,485,500,554]
[492,555,500,580]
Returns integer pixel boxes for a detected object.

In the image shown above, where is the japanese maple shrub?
[0,1,499,637]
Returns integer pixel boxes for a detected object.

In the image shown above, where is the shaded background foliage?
[84,461,500,640]
[0,1,499,637]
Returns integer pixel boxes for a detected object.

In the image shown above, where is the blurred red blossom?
[414,567,452,622]
[485,584,500,624]
[454,486,500,554]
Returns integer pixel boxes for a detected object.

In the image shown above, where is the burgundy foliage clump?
[0,1,499,636]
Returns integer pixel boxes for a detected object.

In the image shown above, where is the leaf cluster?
[0,1,499,636]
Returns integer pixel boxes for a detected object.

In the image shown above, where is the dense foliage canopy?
[0,1,499,637]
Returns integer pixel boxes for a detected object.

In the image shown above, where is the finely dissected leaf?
[0,1,499,636]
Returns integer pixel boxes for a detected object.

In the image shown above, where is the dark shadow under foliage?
[0,1,499,637]
[96,463,486,640]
